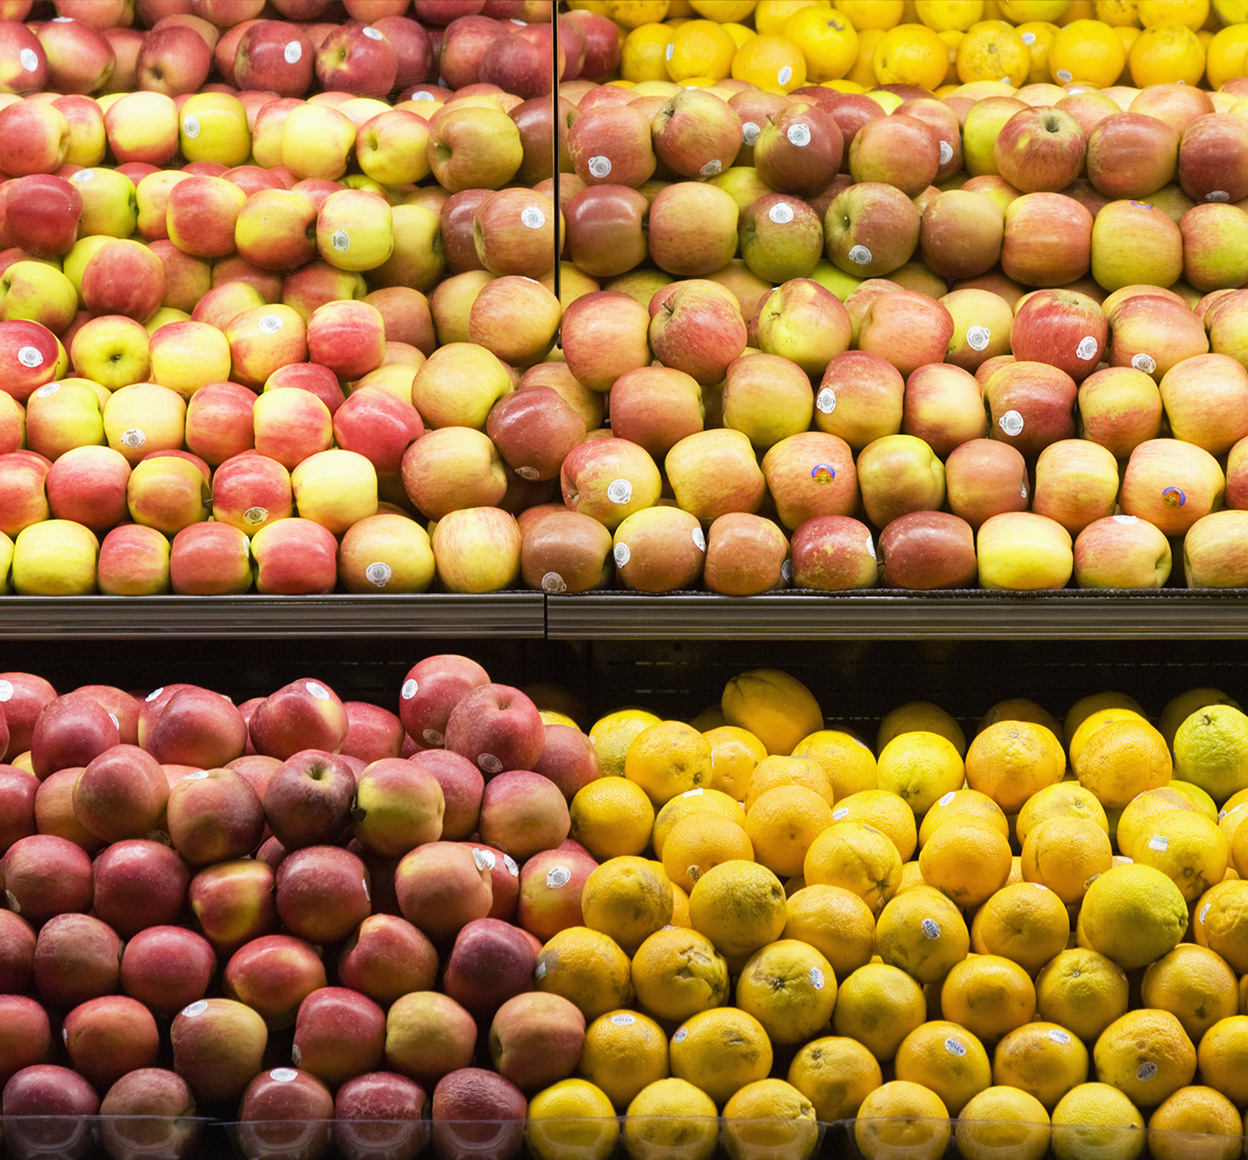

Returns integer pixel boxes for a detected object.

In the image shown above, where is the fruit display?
[0,0,1247,598]
[8,658,1248,1159]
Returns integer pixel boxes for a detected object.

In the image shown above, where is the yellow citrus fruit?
[1021,815,1114,905]
[832,962,929,1061]
[956,1086,1052,1160]
[661,810,754,893]
[917,0,986,29]
[832,789,919,861]
[668,1006,773,1107]
[1035,947,1131,1042]
[534,926,635,1021]
[1147,1085,1243,1160]
[652,787,745,858]
[1140,943,1239,1043]
[1048,16,1130,83]
[755,0,828,35]
[1130,808,1230,901]
[939,27,964,82]
[1093,0,1140,23]
[1207,23,1248,90]
[1193,879,1241,947]
[1138,0,1208,26]
[1116,787,1200,859]
[623,1078,719,1160]
[621,22,678,83]
[992,1022,1090,1110]
[1129,21,1204,84]
[1050,1083,1145,1160]
[578,1009,670,1112]
[895,1020,992,1115]
[1017,20,1062,81]
[731,33,809,91]
[721,1078,819,1160]
[1198,879,1248,972]
[580,856,674,955]
[1166,780,1218,820]
[966,721,1067,815]
[978,696,1064,736]
[669,880,691,926]
[1077,862,1189,970]
[1173,704,1248,806]
[854,1080,951,1160]
[591,708,661,779]
[631,926,729,1023]
[735,938,838,1045]
[918,789,1009,849]
[919,818,1013,908]
[1093,1008,1196,1108]
[1002,0,1073,17]
[603,0,672,26]
[895,859,927,895]
[875,887,971,984]
[687,858,787,960]
[940,953,1038,1042]
[879,701,967,756]
[783,6,859,80]
[1020,781,1108,846]
[1160,687,1241,749]
[703,725,766,801]
[845,25,886,85]
[782,883,876,980]
[786,1035,883,1121]
[690,0,757,18]
[1063,692,1146,749]
[721,669,824,757]
[1195,1015,1248,1105]
[957,21,1033,82]
[1068,705,1149,769]
[875,731,966,817]
[667,20,737,82]
[971,880,1071,975]
[719,21,758,50]
[569,777,656,861]
[744,785,835,878]
[527,1078,619,1160]
[742,754,835,811]
[790,729,877,799]
[1072,716,1173,810]
[836,0,908,29]
[802,820,904,915]
[625,719,713,807]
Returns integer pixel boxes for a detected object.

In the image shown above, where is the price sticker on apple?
[588,156,611,179]
[787,123,810,147]
[816,387,836,414]
[546,865,571,889]
[810,463,835,484]
[742,122,760,146]
[1207,190,1231,203]
[270,1069,299,1083]
[607,479,632,505]
[259,315,283,334]
[769,202,794,225]
[700,159,722,177]
[541,572,566,593]
[613,542,630,567]
[365,563,391,588]
[17,346,43,368]
[331,229,350,252]
[121,428,146,448]
[35,383,58,398]
[1077,336,1099,361]
[19,48,37,72]
[521,207,545,230]
[692,527,706,552]
[847,244,872,267]
[284,41,302,64]
[1132,353,1156,374]
[939,140,953,166]
[966,326,990,351]
[998,410,1024,437]
[182,115,200,139]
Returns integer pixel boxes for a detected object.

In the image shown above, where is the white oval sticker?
[331,229,350,252]
[541,572,567,593]
[1076,335,1099,361]
[365,562,391,588]
[966,326,990,351]
[401,678,418,699]
[787,123,811,147]
[588,156,611,179]
[521,206,545,229]
[546,865,571,889]
[769,202,794,225]
[17,346,43,369]
[607,479,632,505]
[182,115,200,138]
[305,681,329,701]
[259,314,283,334]
[121,428,146,448]
[816,387,836,413]
[285,40,303,63]
[613,542,631,567]
[847,245,872,266]
[998,410,1024,437]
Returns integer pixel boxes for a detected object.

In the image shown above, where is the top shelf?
[3,591,1248,640]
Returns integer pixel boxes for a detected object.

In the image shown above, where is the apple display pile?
[1,2,1248,598]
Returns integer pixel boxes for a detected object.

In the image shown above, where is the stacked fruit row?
[1,0,1248,596]
[6,660,1248,1160]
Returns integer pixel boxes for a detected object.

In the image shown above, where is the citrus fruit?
[1035,947,1131,1042]
[919,788,1010,848]
[940,954,1038,1042]
[742,754,835,810]
[835,0,907,28]
[1050,1083,1146,1160]
[667,20,737,83]
[661,810,754,893]
[1018,19,1062,81]
[1159,687,1241,749]
[1001,0,1072,17]
[790,729,877,799]
[625,719,713,807]
[1077,862,1189,970]
[623,1078,719,1160]
[1173,704,1248,805]
[971,880,1071,975]
[831,789,918,861]
[703,725,766,800]
[917,0,985,30]
[578,1009,670,1111]
[621,22,678,83]
[668,1006,773,1107]
[878,700,967,755]
[1116,786,1201,859]
[894,1020,993,1115]
[631,927,729,1023]
[687,858,787,960]
[689,0,757,18]
[526,1078,620,1160]
[1206,24,1248,90]
[721,1079,819,1160]
[965,720,1067,814]
[875,731,966,816]
[845,26,886,86]
[580,856,673,955]
[1195,1015,1248,1105]
[978,696,1063,736]
[874,887,970,984]
[1140,943,1239,1043]
[721,669,823,756]
[1147,1085,1243,1160]
[782,883,876,980]
[786,1035,883,1121]
[802,819,903,914]
[603,0,673,27]
[1093,1008,1197,1108]
[1129,22,1205,85]
[956,1085,1052,1160]
[568,783,657,863]
[534,926,634,1021]
[854,1080,951,1160]
[1197,879,1248,973]
[832,962,929,1061]
[1130,808,1230,902]
[919,817,1013,908]
[744,785,834,877]
[957,21,1033,83]
[754,0,828,35]
[992,1022,1090,1110]
[783,6,859,81]
[1049,19,1130,85]
[1063,692,1145,749]
[1021,815,1114,904]
[734,938,838,1046]
[652,787,746,858]
[591,708,661,779]
[1138,0,1209,27]
[1071,716,1173,809]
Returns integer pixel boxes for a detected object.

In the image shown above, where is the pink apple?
[703,511,790,596]
[879,511,977,590]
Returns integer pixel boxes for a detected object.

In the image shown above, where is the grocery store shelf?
[545,590,1248,640]
[0,595,547,639]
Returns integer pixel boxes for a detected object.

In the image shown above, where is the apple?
[409,340,513,430]
[560,288,652,392]
[275,843,373,946]
[120,924,216,1018]
[188,857,277,953]
[430,1067,526,1160]
[703,511,790,596]
[1076,366,1164,458]
[992,105,1086,194]
[1011,288,1107,382]
[982,360,1080,460]
[397,654,489,751]
[62,994,161,1092]
[962,95,1028,176]
[919,188,1005,282]
[235,1067,334,1160]
[0,318,61,403]
[754,102,844,198]
[739,193,824,285]
[251,678,349,762]
[878,510,977,591]
[722,351,815,452]
[31,911,120,1009]
[646,181,739,279]
[650,89,741,180]
[2,174,82,258]
[97,1068,200,1160]
[442,915,539,1024]
[96,524,171,596]
[224,931,328,1030]
[856,289,955,379]
[824,181,921,278]
[664,427,766,524]
[467,274,561,369]
[761,430,858,532]
[520,508,612,595]
[1074,514,1172,589]
[71,742,167,844]
[977,511,1074,591]
[901,363,988,457]
[444,683,545,778]
[0,766,35,856]
[394,840,493,943]
[811,349,905,453]
[1120,437,1226,536]
[1106,291,1209,379]
[561,182,649,280]
[1179,112,1248,205]
[165,766,265,867]
[0,672,56,761]
[352,757,445,858]
[849,113,938,198]
[515,845,594,943]
[1091,198,1184,292]
[0,1065,98,1160]
[233,19,314,95]
[1086,111,1180,199]
[400,425,506,521]
[126,452,209,535]
[1000,191,1094,288]
[477,769,570,862]
[1180,202,1248,293]
[430,506,523,595]
[568,102,655,189]
[1158,352,1248,456]
[428,102,523,193]
[855,433,946,531]
[335,1071,429,1160]
[648,279,747,387]
[943,438,1030,531]
[281,100,356,182]
[136,23,211,96]
[1030,438,1121,536]
[472,187,558,279]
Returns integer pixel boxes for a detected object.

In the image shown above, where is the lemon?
[721,669,824,757]
[1048,17,1128,85]
[1017,782,1109,845]
[1063,691,1145,750]
[621,22,678,83]
[603,0,672,28]
[1116,787,1200,859]
[1160,687,1241,749]
[661,811,754,893]
[729,33,808,92]
[1072,716,1173,810]
[957,21,1032,83]
[703,725,765,801]
[1173,704,1248,805]
[690,0,756,18]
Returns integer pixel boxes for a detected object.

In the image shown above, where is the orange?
[1195,1015,1248,1106]
[742,754,835,810]
[1035,947,1131,1043]
[687,858,788,960]
[940,953,1038,1042]
[622,1078,719,1160]
[1018,20,1062,82]
[971,880,1071,975]
[835,0,907,29]
[978,696,1063,736]
[845,26,887,85]
[875,887,970,984]
[621,22,678,83]
[591,707,661,779]
[782,883,876,980]
[721,669,824,758]
[993,1022,1090,1110]
[956,1086,1052,1160]
[703,724,766,801]
[624,719,713,807]
[1206,23,1248,90]
[1140,943,1239,1043]
[534,926,635,1021]
[660,811,754,893]
[803,819,904,914]
[1063,692,1145,750]
[1147,1086,1243,1160]
[1077,863,1189,971]
[1071,716,1173,810]
[894,1020,993,1115]
[790,729,877,799]
[1048,17,1129,83]
[855,1081,951,1160]
[1159,686,1241,750]
[1130,808,1230,902]
[832,962,929,1061]
[833,789,919,861]
[603,0,673,27]
[720,1079,819,1160]
[879,701,967,756]
[1020,815,1113,905]
[786,1035,883,1121]
[526,1079,618,1160]
[667,1006,773,1107]
[919,789,1009,848]
[1197,879,1248,973]
[1093,0,1140,24]
[957,21,1032,83]
[1049,1083,1145,1160]
[755,0,828,35]
[875,731,966,817]
[917,0,986,30]
[735,938,838,1045]
[1116,787,1200,859]
[745,785,835,877]
[689,0,757,18]
[919,818,1013,908]
[1128,21,1204,84]
[1067,705,1148,769]
[580,856,673,955]
[965,720,1067,815]
[1137,0,1209,27]
[578,1010,670,1111]
[873,22,952,88]
[569,777,656,860]
[631,926,729,1023]
[783,5,860,80]
[731,34,809,92]
[1092,1008,1196,1108]
[1017,782,1108,846]
[652,787,745,860]
[666,20,737,82]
